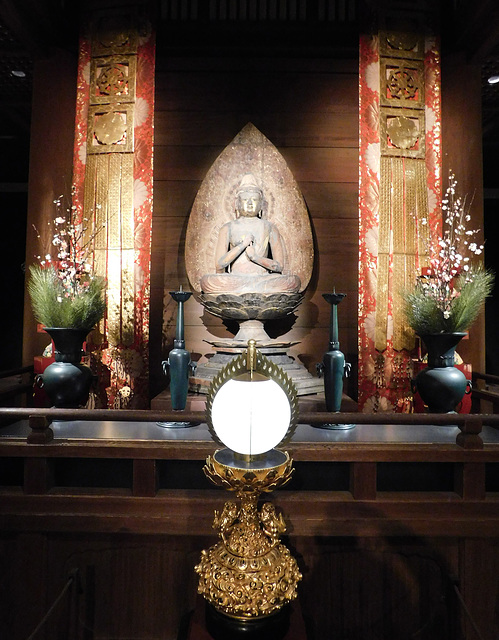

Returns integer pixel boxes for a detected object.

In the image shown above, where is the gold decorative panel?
[380,58,424,109]
[379,29,424,60]
[89,54,137,104]
[90,13,138,57]
[376,24,429,353]
[87,104,134,153]
[381,107,425,159]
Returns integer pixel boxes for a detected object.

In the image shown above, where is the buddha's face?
[236,189,263,217]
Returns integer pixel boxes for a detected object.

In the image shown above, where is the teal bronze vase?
[316,292,352,428]
[162,288,196,412]
[413,332,471,413]
[37,327,94,408]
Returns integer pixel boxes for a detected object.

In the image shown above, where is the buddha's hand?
[241,234,254,249]
[268,260,280,272]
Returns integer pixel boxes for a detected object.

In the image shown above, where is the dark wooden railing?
[472,371,499,413]
[2,405,499,639]
[0,365,34,406]
[1,405,499,537]
[0,405,497,446]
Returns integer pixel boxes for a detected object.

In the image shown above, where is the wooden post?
[27,414,53,444]
[133,459,158,497]
[455,462,486,500]
[350,462,377,500]
[456,416,483,450]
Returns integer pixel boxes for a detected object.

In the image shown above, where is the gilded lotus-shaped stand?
[195,448,302,623]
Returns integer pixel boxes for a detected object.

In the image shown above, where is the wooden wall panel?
[154,111,358,147]
[22,51,77,366]
[296,537,461,640]
[151,53,360,400]
[154,64,358,114]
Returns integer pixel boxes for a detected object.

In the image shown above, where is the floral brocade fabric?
[72,29,155,408]
[358,34,442,412]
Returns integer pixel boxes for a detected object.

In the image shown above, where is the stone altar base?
[188,342,323,396]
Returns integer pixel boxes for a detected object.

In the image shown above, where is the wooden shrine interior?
[2,2,499,639]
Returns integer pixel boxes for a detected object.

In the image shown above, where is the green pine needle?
[28,265,106,330]
[402,266,494,335]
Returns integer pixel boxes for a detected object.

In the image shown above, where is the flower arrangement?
[28,194,106,330]
[402,172,494,336]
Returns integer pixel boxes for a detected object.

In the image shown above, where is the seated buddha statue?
[200,174,301,295]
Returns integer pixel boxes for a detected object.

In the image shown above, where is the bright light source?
[488,75,499,84]
[11,70,26,78]
[211,378,291,455]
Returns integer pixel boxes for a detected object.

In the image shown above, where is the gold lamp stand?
[195,341,302,638]
[195,448,302,636]
[196,449,301,620]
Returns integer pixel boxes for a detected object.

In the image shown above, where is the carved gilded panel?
[87,104,134,154]
[380,107,425,159]
[89,54,137,105]
[90,13,138,57]
[379,29,424,60]
[380,57,424,109]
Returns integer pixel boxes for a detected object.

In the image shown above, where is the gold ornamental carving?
[90,13,138,57]
[380,29,424,60]
[195,451,301,619]
[381,109,425,158]
[90,54,137,104]
[380,58,424,108]
[87,104,134,153]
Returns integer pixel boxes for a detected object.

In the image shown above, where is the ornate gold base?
[195,449,302,620]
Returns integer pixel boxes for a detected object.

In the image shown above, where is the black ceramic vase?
[37,327,94,408]
[413,332,471,413]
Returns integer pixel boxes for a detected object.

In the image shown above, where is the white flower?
[78,143,87,166]
[134,97,149,127]
[133,179,148,210]
[365,226,379,257]
[365,143,380,176]
[365,62,380,92]
[81,61,90,86]
[425,105,436,131]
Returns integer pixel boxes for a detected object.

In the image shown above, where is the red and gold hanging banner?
[72,11,155,408]
[358,30,441,412]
